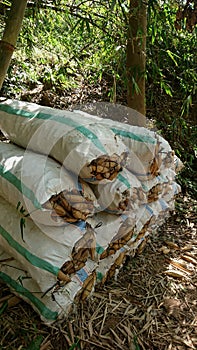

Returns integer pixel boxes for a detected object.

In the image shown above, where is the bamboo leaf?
[166,49,178,66]
[25,335,43,350]
[68,338,80,350]
[133,335,141,350]
[0,301,8,316]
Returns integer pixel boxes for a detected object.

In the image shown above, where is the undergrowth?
[0,1,196,196]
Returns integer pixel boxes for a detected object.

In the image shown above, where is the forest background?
[0,2,196,349]
[0,0,196,198]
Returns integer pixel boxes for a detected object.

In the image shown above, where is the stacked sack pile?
[0,99,183,324]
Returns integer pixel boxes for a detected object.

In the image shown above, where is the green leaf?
[133,335,141,350]
[0,301,8,316]
[166,50,178,66]
[25,335,43,350]
[160,81,173,96]
[1,1,11,5]
[110,0,117,11]
[69,338,80,350]
[132,77,141,95]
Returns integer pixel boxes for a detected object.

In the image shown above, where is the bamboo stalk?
[0,0,28,90]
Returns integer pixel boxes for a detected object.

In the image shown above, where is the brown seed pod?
[150,157,160,176]
[57,270,71,283]
[72,230,91,255]
[101,166,110,173]
[49,193,59,205]
[118,201,127,211]
[137,237,149,254]
[114,164,122,172]
[95,173,103,180]
[41,200,53,210]
[83,227,96,260]
[73,248,90,265]
[148,194,159,203]
[61,260,75,275]
[100,246,118,260]
[97,165,104,173]
[103,172,111,179]
[88,153,127,181]
[63,194,84,204]
[109,161,118,168]
[72,227,96,263]
[135,219,151,242]
[109,171,119,181]
[53,203,67,216]
[72,247,84,262]
[100,218,135,259]
[63,216,78,223]
[72,208,86,220]
[72,259,86,273]
[72,202,93,214]
[58,196,72,212]
[101,252,126,284]
[88,243,96,260]
[112,217,135,243]
[80,271,96,301]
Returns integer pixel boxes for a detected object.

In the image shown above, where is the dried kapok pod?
[136,237,149,254]
[76,271,97,302]
[100,217,135,259]
[88,152,128,181]
[72,224,96,261]
[101,252,126,285]
[43,187,95,223]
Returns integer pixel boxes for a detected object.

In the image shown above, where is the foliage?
[147,1,197,115]
[146,1,197,196]
[25,335,43,350]
[0,0,196,195]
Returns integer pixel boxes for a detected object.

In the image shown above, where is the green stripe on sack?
[111,128,156,144]
[0,164,42,209]
[0,226,59,276]
[0,103,106,152]
[76,125,106,152]
[0,103,130,187]
[96,244,104,255]
[0,272,58,321]
[117,173,130,188]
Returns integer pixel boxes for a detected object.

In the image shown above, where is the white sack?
[0,99,128,183]
[92,168,145,214]
[0,141,96,226]
[0,248,96,324]
[87,212,136,260]
[0,196,97,292]
[74,110,163,180]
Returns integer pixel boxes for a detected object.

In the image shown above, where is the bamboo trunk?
[126,0,147,116]
[0,0,27,90]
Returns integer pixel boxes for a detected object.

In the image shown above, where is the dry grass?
[0,194,196,350]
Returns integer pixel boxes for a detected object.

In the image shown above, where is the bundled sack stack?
[0,99,183,323]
